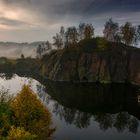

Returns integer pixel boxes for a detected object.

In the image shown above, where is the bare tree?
[36,44,44,58]
[60,26,65,47]
[46,41,52,50]
[36,42,50,58]
[78,23,86,40]
[53,33,63,49]
[134,25,140,45]
[103,18,119,42]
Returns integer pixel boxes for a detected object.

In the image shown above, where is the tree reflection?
[52,102,92,128]
[43,82,140,133]
[0,71,140,134]
[52,101,139,133]
[36,84,51,105]
[128,117,139,134]
[94,113,113,130]
[114,112,130,132]
[0,73,15,80]
[62,107,77,125]
[94,112,139,133]
[74,111,92,128]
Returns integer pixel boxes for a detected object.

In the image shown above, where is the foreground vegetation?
[0,85,55,140]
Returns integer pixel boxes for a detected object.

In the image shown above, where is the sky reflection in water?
[0,73,140,140]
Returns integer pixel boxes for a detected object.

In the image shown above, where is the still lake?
[0,73,140,140]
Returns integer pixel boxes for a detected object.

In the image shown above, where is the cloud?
[0,17,33,27]
[2,0,139,19]
[1,0,140,25]
[0,0,139,42]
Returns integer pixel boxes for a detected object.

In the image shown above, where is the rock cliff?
[41,39,140,85]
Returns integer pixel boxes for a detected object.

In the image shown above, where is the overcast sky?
[0,0,139,42]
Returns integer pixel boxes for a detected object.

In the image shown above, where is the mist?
[0,42,44,58]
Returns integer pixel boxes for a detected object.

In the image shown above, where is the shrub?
[96,37,108,51]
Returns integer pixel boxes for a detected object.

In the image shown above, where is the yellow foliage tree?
[10,85,55,140]
[7,126,36,140]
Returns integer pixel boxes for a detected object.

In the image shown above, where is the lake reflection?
[0,73,140,140]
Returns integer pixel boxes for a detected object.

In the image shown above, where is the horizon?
[0,0,139,42]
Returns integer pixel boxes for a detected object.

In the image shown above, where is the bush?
[96,37,108,51]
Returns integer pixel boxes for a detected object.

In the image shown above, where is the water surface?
[0,73,140,140]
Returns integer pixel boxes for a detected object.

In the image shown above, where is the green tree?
[0,89,13,138]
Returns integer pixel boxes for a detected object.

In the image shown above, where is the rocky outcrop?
[41,40,140,86]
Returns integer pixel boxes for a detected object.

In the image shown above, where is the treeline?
[36,18,140,58]
[103,18,140,45]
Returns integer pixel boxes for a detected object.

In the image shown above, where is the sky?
[0,0,140,42]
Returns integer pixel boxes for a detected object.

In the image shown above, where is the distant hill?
[0,41,45,58]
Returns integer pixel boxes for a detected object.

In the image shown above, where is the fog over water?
[0,42,44,58]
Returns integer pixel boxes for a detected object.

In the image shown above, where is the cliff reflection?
[43,82,140,133]
[49,101,139,133]
[0,73,140,134]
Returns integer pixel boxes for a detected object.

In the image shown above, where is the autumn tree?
[10,85,55,140]
[103,18,119,42]
[120,22,136,45]
[65,27,79,45]
[84,24,94,39]
[7,126,36,140]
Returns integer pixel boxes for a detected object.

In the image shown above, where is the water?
[0,73,140,140]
